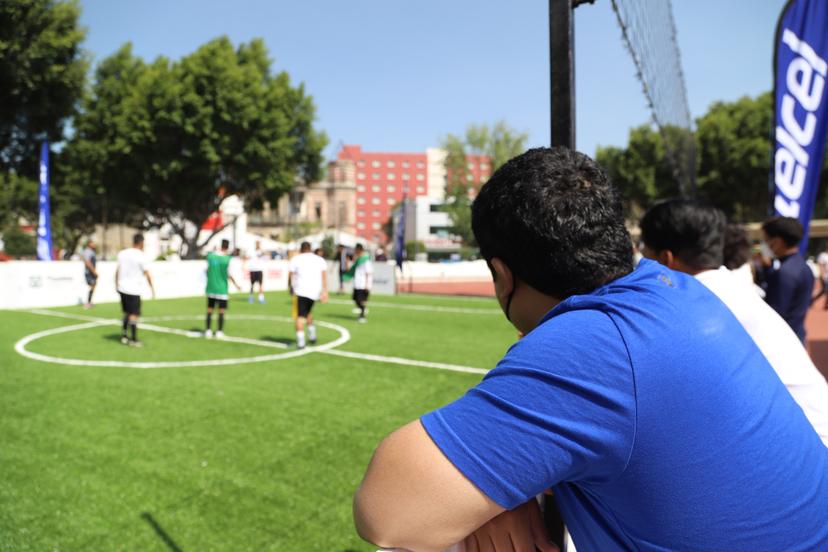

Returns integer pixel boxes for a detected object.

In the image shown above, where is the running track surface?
[399,280,828,380]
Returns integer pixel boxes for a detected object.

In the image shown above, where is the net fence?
[610,0,696,195]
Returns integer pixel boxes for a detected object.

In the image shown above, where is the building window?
[372,210,380,217]
[387,160,396,168]
[357,222,365,229]
[358,210,365,217]
[371,185,381,192]
[372,172,380,180]
[402,161,410,169]
[387,173,396,180]
[467,174,474,182]
[371,160,381,168]
[357,185,365,192]
[372,222,381,230]
[388,184,396,192]
[430,226,450,236]
[357,160,365,167]
[416,161,425,169]
[387,198,396,205]
[416,173,425,181]
[357,197,366,205]
[373,234,381,242]
[358,172,366,180]
[480,162,490,171]
[402,173,410,180]
[429,203,446,213]
[416,186,425,193]
[467,162,475,170]
[371,198,380,205]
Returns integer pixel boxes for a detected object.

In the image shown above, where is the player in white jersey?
[116,234,155,347]
[245,240,267,304]
[288,241,328,348]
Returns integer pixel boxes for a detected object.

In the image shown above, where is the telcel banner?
[773,0,828,249]
[36,141,53,261]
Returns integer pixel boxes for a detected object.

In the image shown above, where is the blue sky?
[78,0,786,159]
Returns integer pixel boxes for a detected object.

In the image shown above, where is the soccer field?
[1,291,514,551]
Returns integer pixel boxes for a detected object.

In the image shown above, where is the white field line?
[19,309,487,374]
[320,349,488,375]
[326,299,500,315]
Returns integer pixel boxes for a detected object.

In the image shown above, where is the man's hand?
[461,499,558,552]
[320,290,329,303]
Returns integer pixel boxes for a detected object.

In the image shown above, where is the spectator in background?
[314,247,324,257]
[640,199,828,446]
[761,217,814,342]
[814,244,828,309]
[375,247,388,262]
[335,244,348,294]
[342,243,372,323]
[81,239,98,309]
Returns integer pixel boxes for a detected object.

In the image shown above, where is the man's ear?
[490,258,514,297]
[656,249,675,269]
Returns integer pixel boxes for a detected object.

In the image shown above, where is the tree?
[441,121,528,246]
[0,0,87,230]
[595,124,681,220]
[694,93,774,222]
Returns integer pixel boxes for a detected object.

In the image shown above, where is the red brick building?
[337,145,491,243]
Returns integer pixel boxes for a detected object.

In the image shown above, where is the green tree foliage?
[66,37,327,258]
[1,225,36,257]
[0,0,86,235]
[442,121,528,246]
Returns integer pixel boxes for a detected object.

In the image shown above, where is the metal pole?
[550,0,575,149]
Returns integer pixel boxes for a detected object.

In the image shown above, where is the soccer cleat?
[358,317,367,324]
[215,331,225,338]
[204,329,213,338]
[129,340,144,348]
[120,336,129,345]
[258,296,265,304]
[296,344,306,350]
[248,296,254,304]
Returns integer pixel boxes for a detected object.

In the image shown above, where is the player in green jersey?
[204,239,241,338]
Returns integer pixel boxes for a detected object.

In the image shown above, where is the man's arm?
[353,419,504,552]
[83,258,97,277]
[320,268,328,302]
[144,270,155,299]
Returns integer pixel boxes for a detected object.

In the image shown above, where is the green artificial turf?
[0,291,514,551]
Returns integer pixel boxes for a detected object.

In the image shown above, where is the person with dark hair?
[335,244,348,294]
[116,233,155,347]
[641,198,828,445]
[813,244,828,309]
[353,148,828,552]
[204,239,240,338]
[342,243,372,323]
[761,216,814,341]
[288,241,328,349]
[81,239,98,309]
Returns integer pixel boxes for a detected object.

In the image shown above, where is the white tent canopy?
[288,230,370,250]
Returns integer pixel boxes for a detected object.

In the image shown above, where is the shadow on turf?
[141,512,183,552]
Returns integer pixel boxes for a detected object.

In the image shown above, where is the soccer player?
[116,233,155,347]
[245,240,266,304]
[335,244,348,294]
[204,239,241,338]
[353,148,828,551]
[288,241,328,349]
[81,239,97,309]
[343,243,372,323]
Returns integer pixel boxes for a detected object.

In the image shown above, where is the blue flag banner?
[36,141,53,261]
[394,199,406,269]
[773,0,828,250]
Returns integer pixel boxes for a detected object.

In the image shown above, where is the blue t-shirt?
[422,260,828,551]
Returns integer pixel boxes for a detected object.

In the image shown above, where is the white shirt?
[246,248,266,272]
[818,252,828,278]
[289,252,328,300]
[116,247,148,296]
[696,266,828,446]
[353,256,373,290]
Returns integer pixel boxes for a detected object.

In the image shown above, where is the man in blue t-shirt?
[761,216,814,342]
[352,148,828,552]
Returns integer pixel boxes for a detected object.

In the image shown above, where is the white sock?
[296,331,306,348]
[259,292,265,300]
[307,325,317,342]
